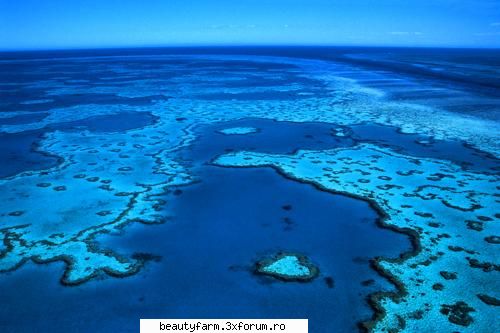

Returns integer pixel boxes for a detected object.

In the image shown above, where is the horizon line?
[2,43,500,53]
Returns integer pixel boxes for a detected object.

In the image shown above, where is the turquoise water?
[0,48,498,332]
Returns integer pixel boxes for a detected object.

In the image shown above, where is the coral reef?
[218,127,259,135]
[1,54,498,331]
[213,143,499,332]
[255,252,319,282]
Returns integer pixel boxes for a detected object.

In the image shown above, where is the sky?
[1,0,500,50]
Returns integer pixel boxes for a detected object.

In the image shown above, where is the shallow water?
[0,119,414,333]
[0,111,156,177]
[0,48,498,333]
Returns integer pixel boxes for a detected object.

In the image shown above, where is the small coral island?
[218,127,259,135]
[255,252,319,282]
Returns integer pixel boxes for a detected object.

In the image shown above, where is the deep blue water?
[0,111,156,178]
[0,130,59,178]
[2,47,499,95]
[0,47,499,333]
[190,118,499,173]
[0,119,412,333]
[2,116,498,332]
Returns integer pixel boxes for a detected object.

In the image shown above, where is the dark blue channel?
[0,118,415,333]
[0,111,157,178]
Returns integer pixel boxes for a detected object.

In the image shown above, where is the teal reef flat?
[255,252,319,282]
[1,53,499,332]
[218,127,259,135]
[213,143,499,332]
[0,119,194,285]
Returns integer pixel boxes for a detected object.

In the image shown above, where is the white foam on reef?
[214,144,499,332]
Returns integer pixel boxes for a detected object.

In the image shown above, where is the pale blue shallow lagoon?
[0,47,499,332]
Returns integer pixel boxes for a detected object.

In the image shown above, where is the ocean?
[0,47,498,332]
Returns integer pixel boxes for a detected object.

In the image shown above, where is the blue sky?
[1,0,499,50]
